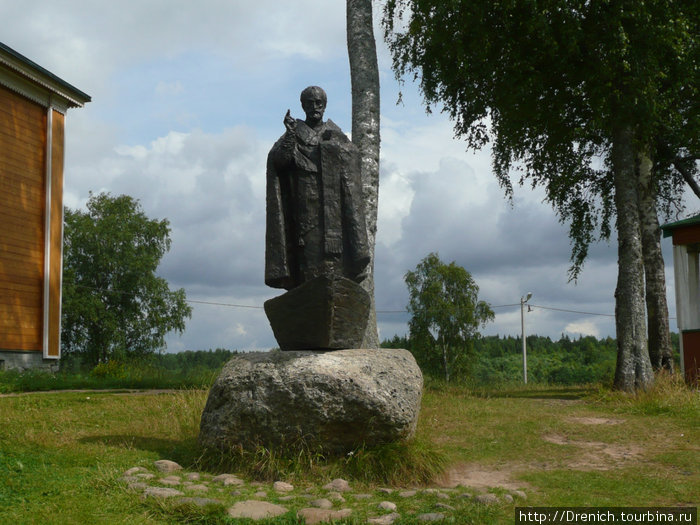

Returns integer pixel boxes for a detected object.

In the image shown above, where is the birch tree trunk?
[637,152,674,372]
[347,0,380,348]
[612,126,654,391]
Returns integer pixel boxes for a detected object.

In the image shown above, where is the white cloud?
[564,321,602,338]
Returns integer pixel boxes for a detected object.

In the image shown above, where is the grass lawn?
[0,377,697,524]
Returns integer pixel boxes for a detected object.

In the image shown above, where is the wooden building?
[0,42,90,371]
[661,214,700,385]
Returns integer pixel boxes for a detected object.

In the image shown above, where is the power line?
[187,299,263,309]
[65,281,676,320]
[529,304,614,317]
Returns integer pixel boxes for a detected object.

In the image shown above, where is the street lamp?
[521,292,532,384]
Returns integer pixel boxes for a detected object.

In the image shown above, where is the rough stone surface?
[399,490,417,498]
[153,460,182,473]
[310,498,333,509]
[297,507,352,524]
[323,478,351,492]
[273,481,294,492]
[368,513,401,525]
[513,490,527,500]
[265,276,371,350]
[379,501,397,511]
[327,491,345,502]
[474,493,499,505]
[212,474,244,486]
[227,500,287,520]
[199,349,423,453]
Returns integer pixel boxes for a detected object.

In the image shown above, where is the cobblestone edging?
[121,459,528,523]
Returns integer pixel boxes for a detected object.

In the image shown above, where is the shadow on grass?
[458,385,598,400]
[79,434,201,466]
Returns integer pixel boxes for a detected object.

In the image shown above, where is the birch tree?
[347,0,381,348]
[383,0,697,390]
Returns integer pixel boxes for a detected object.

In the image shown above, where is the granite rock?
[199,348,422,453]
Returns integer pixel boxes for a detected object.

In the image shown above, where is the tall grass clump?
[0,358,220,393]
[341,439,447,486]
[197,437,447,487]
[591,371,699,417]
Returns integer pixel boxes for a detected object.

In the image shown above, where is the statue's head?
[300,86,327,125]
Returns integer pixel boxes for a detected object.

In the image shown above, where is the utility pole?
[521,292,532,383]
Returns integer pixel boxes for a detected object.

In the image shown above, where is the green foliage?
[404,253,494,382]
[62,192,192,366]
[0,349,239,393]
[471,335,618,386]
[381,333,669,387]
[383,0,698,277]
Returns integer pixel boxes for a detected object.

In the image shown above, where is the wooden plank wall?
[0,84,46,352]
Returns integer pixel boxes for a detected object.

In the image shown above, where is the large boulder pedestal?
[199,348,422,454]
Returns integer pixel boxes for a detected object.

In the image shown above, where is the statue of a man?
[265,86,370,290]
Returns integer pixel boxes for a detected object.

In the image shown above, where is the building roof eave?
[0,41,91,108]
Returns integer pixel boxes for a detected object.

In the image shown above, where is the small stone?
[188,484,209,492]
[368,513,401,525]
[297,508,352,525]
[458,493,472,499]
[311,498,333,509]
[378,501,397,512]
[327,491,345,503]
[513,490,527,500]
[278,495,296,501]
[354,493,372,499]
[127,482,148,491]
[230,489,242,497]
[185,472,201,481]
[503,494,514,503]
[212,474,244,486]
[176,497,222,507]
[435,503,455,511]
[399,490,417,498]
[416,513,445,522]
[143,487,185,498]
[436,492,450,499]
[273,481,294,492]
[323,478,351,492]
[124,467,147,476]
[135,473,155,479]
[254,491,267,498]
[474,493,499,505]
[153,460,182,473]
[121,475,138,483]
[378,487,393,494]
[227,500,287,520]
[159,476,181,486]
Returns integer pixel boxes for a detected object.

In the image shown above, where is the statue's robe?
[265,119,370,290]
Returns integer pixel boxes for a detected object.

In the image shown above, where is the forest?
[382,333,681,386]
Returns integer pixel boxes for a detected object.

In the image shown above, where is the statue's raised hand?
[283,110,296,133]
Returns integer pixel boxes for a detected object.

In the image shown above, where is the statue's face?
[301,93,326,124]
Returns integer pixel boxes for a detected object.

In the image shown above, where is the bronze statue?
[264,86,371,350]
[265,86,369,290]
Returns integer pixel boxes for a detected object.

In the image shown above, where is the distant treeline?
[382,333,681,385]
[155,348,240,372]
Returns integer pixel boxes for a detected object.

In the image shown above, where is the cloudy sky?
[3,1,691,351]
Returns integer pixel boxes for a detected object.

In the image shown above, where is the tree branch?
[673,156,700,200]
